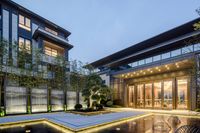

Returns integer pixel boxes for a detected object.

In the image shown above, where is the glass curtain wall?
[145,84,152,108]
[137,84,144,108]
[154,82,162,108]
[5,87,27,114]
[177,79,188,109]
[31,88,47,112]
[128,86,134,107]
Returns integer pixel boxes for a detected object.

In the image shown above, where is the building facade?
[91,18,200,111]
[0,0,75,115]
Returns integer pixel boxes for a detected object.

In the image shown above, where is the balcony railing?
[42,54,70,68]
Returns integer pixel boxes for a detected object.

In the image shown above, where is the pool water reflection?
[97,115,200,133]
[0,123,64,133]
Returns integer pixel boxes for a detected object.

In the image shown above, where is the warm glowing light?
[167,67,170,70]
[122,74,124,77]
[143,72,146,75]
[133,72,136,74]
[150,71,153,73]
[156,67,159,69]
[127,73,130,76]
[140,70,143,73]
[147,69,150,71]
[158,69,161,72]
[165,65,168,68]
[176,65,180,68]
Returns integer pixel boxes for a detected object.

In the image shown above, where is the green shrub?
[27,106,31,114]
[106,101,113,107]
[48,105,52,112]
[195,108,200,112]
[0,107,5,117]
[96,104,104,110]
[74,104,83,110]
[100,99,107,106]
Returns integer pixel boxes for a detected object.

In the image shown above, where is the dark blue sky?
[13,0,200,63]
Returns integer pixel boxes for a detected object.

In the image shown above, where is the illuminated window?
[45,27,58,36]
[18,37,31,54]
[44,46,58,57]
[19,14,31,31]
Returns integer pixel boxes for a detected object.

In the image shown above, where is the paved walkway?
[106,108,200,116]
[0,111,145,130]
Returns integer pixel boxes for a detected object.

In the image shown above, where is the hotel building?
[90,18,200,111]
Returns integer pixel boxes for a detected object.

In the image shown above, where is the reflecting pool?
[97,115,200,133]
[0,123,64,133]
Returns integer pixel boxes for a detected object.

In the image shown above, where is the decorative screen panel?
[31,88,47,112]
[67,91,76,110]
[6,87,27,114]
[51,90,64,111]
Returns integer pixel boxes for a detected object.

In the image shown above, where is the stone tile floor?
[0,111,145,130]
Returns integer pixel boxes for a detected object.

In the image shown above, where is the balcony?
[33,28,73,49]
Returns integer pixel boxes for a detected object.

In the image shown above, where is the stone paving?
[0,111,145,130]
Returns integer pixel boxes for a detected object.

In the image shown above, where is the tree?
[82,73,111,108]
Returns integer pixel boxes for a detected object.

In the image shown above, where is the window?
[171,49,181,57]
[45,27,58,36]
[194,43,200,51]
[18,37,31,54]
[162,52,171,59]
[19,14,31,31]
[44,46,58,57]
[153,55,161,62]
[145,57,153,64]
[132,62,138,67]
[138,60,145,65]
[182,45,193,54]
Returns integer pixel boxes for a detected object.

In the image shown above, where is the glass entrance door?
[154,82,162,108]
[137,84,144,108]
[163,81,173,109]
[177,79,188,109]
[128,86,135,107]
[145,83,152,108]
